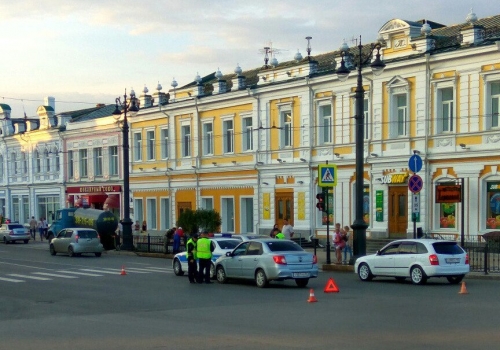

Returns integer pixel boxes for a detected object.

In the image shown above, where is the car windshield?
[432,242,464,255]
[8,224,24,229]
[266,241,303,252]
[78,230,98,239]
[217,240,239,249]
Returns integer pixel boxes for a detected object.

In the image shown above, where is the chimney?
[44,96,55,112]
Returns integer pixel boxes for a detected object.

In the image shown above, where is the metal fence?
[463,241,500,274]
[132,235,185,253]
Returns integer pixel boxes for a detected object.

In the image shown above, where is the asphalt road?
[1,241,499,350]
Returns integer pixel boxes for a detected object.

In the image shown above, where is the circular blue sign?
[408,154,423,173]
[408,174,423,194]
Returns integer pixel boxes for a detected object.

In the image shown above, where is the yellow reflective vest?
[187,238,197,259]
[196,238,212,259]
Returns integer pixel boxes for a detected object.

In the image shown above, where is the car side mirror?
[226,252,232,257]
[376,250,381,255]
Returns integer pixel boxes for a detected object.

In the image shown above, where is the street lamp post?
[113,89,139,251]
[335,36,385,262]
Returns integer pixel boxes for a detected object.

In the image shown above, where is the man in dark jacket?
[186,233,199,284]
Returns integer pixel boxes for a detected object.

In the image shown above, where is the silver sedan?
[215,239,318,288]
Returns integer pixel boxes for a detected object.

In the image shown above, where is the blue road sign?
[318,164,337,187]
[408,154,423,173]
[408,174,423,194]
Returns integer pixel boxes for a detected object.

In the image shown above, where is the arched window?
[21,152,27,174]
[44,150,50,172]
[12,152,18,175]
[35,150,41,173]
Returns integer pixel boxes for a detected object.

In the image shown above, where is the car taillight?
[313,255,318,264]
[429,254,439,266]
[273,255,287,265]
[75,235,79,243]
[9,230,14,235]
[465,254,469,265]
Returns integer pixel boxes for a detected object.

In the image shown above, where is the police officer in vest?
[186,233,199,284]
[196,231,215,284]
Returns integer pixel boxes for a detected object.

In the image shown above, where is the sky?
[0,0,495,118]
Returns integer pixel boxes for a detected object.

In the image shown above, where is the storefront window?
[439,203,456,228]
[486,182,500,229]
[12,197,20,222]
[38,196,61,224]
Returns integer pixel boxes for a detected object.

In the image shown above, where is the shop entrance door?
[388,186,408,238]
[275,192,293,229]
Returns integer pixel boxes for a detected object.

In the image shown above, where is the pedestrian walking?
[333,223,345,264]
[37,217,44,241]
[186,233,199,284]
[342,225,353,264]
[196,231,214,284]
[29,216,37,240]
[281,218,294,240]
[42,217,48,239]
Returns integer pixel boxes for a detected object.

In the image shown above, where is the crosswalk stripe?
[0,277,25,283]
[79,269,121,275]
[8,274,51,281]
[56,270,104,277]
[33,272,78,279]
[103,268,151,274]
[131,267,172,273]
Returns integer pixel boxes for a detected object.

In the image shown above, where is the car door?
[0,224,6,240]
[239,242,263,278]
[371,243,400,276]
[394,242,417,276]
[54,229,71,252]
[225,242,250,277]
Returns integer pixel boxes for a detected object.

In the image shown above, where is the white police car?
[172,238,240,279]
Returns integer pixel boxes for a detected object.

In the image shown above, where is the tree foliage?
[176,209,222,234]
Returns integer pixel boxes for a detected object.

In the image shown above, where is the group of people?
[28,216,48,241]
[333,223,353,264]
[164,226,185,254]
[185,231,215,284]
[269,218,295,240]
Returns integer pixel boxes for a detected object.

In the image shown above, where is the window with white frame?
[146,130,155,160]
[223,119,234,154]
[317,103,332,145]
[68,150,74,179]
[147,198,157,230]
[133,132,142,161]
[160,198,170,230]
[12,152,18,175]
[387,77,409,138]
[240,197,254,233]
[55,152,60,172]
[93,147,103,177]
[134,198,144,224]
[21,152,27,174]
[44,150,51,172]
[202,122,213,155]
[182,125,191,157]
[492,82,500,128]
[160,128,169,159]
[280,110,292,147]
[109,146,118,176]
[242,116,253,151]
[436,87,454,133]
[0,155,3,179]
[35,150,41,174]
[201,197,213,210]
[79,149,88,178]
[221,197,234,232]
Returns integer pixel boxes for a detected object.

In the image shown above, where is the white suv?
[355,239,469,285]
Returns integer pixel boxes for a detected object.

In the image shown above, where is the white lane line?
[101,268,150,274]
[132,267,172,273]
[33,272,78,279]
[0,277,25,283]
[79,269,121,275]
[56,270,104,277]
[8,274,51,281]
[141,267,171,271]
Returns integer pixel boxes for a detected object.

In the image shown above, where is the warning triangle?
[324,277,340,293]
[322,169,334,182]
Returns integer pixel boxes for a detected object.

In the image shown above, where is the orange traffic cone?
[307,289,318,303]
[458,281,468,294]
[120,265,127,276]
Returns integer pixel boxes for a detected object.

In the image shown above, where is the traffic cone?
[458,281,468,294]
[307,289,318,303]
[120,265,127,276]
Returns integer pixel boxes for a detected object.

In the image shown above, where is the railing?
[132,234,185,253]
[463,241,500,274]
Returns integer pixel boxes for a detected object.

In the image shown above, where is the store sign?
[435,185,461,203]
[67,185,122,194]
[379,173,409,184]
[487,183,500,192]
[376,190,384,222]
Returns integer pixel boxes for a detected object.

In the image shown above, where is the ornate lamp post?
[335,36,385,261]
[113,89,139,251]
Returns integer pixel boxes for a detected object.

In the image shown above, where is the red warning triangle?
[324,277,340,293]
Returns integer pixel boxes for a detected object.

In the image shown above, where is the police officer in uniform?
[196,231,214,284]
[186,233,199,284]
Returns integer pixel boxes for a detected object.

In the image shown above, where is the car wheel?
[24,240,29,244]
[49,244,57,256]
[358,263,374,281]
[395,277,406,282]
[47,234,54,243]
[410,266,427,285]
[255,269,269,288]
[95,252,102,257]
[173,259,184,276]
[210,263,216,280]
[446,275,464,284]
[68,246,75,257]
[216,266,227,284]
[295,278,309,288]
[3,237,8,244]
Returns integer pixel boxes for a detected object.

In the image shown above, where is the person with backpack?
[342,225,353,264]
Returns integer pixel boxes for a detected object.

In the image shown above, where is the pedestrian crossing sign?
[318,164,337,187]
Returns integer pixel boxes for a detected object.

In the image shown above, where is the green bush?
[176,209,221,235]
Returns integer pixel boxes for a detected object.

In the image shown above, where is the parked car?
[215,239,318,288]
[49,228,104,257]
[214,233,270,241]
[354,239,469,285]
[0,223,30,244]
[172,238,241,279]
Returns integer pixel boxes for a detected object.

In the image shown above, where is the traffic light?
[316,192,325,212]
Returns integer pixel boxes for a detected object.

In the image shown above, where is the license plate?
[293,272,310,278]
[445,258,460,264]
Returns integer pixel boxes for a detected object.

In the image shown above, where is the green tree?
[176,208,222,235]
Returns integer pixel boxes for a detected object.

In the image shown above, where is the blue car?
[172,238,240,279]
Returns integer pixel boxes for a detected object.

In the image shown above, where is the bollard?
[313,238,318,257]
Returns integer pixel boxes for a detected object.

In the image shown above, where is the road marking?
[79,269,122,275]
[8,274,52,281]
[56,270,104,277]
[0,276,25,283]
[33,272,78,279]
[134,267,172,273]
